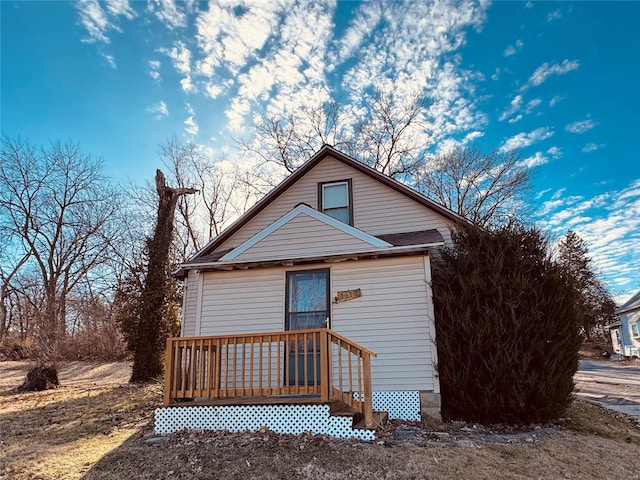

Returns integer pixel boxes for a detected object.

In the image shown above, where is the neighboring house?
[155,145,462,439]
[607,289,640,357]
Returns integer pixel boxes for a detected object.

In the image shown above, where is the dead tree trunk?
[130,170,197,383]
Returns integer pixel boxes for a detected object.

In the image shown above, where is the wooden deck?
[163,329,379,428]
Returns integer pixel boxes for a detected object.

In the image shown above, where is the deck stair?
[329,399,388,430]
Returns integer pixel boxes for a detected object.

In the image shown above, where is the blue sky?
[2,0,639,301]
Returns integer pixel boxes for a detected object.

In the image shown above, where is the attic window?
[319,180,353,225]
[632,322,640,338]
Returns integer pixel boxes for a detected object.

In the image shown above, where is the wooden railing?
[163,328,377,427]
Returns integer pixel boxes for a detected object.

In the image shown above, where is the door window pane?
[287,270,328,330]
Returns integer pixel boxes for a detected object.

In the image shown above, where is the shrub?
[432,223,582,424]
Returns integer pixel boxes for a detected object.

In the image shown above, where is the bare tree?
[0,138,119,366]
[129,169,197,383]
[159,138,247,260]
[350,91,428,179]
[417,146,532,227]
[241,91,430,182]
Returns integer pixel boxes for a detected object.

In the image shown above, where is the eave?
[174,242,443,277]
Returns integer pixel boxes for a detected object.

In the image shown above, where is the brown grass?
[1,361,639,480]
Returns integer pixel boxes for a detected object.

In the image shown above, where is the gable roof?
[174,203,444,277]
[219,203,392,262]
[616,289,640,315]
[191,144,463,261]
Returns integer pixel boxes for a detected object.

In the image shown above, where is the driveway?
[575,359,640,423]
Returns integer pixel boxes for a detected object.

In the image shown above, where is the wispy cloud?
[147,100,169,118]
[565,119,597,134]
[582,143,605,153]
[500,127,554,152]
[161,41,193,92]
[76,0,135,43]
[148,0,187,30]
[539,179,640,296]
[148,60,161,81]
[547,9,562,22]
[499,95,541,123]
[549,95,564,107]
[527,59,580,87]
[503,39,523,57]
[520,146,561,169]
[184,103,198,136]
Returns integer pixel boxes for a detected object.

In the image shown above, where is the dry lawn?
[1,361,639,480]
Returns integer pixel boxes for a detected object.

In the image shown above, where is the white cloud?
[528,59,580,87]
[331,2,383,65]
[500,127,554,152]
[76,0,135,44]
[105,0,135,19]
[521,152,548,168]
[499,95,523,121]
[503,39,523,57]
[499,95,541,123]
[104,54,116,69]
[547,146,562,159]
[565,119,597,134]
[76,0,113,43]
[162,41,193,92]
[549,95,564,107]
[147,101,169,118]
[148,0,187,29]
[538,179,640,297]
[184,116,198,136]
[547,9,562,21]
[582,143,605,153]
[148,60,161,80]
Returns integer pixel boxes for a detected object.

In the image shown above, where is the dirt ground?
[1,360,640,480]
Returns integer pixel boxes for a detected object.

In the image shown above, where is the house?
[606,289,640,357]
[155,145,462,439]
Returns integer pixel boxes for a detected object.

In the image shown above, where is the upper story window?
[632,322,640,338]
[319,179,353,225]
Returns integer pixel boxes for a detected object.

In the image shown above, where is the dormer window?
[319,179,353,225]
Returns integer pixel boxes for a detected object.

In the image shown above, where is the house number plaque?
[335,288,362,303]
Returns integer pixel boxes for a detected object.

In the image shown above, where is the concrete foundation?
[419,391,442,421]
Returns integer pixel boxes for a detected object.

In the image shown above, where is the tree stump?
[15,366,59,392]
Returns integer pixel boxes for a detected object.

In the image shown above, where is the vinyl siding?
[181,271,200,337]
[191,256,436,391]
[217,156,452,252]
[232,212,380,262]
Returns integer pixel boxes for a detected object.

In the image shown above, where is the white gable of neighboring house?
[609,290,640,357]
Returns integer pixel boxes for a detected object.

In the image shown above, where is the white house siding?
[621,310,640,357]
[330,256,435,391]
[191,256,436,393]
[232,212,380,262]
[217,156,453,252]
[181,270,201,337]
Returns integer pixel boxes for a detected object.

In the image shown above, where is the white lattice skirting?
[367,391,421,421]
[155,391,421,439]
[155,404,375,440]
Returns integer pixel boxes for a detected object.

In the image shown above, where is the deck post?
[163,338,175,406]
[319,329,330,402]
[362,353,374,428]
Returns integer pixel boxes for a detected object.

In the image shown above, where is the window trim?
[318,179,354,226]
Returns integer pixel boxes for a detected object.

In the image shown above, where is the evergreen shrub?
[432,223,582,424]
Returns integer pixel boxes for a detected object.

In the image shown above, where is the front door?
[285,269,329,386]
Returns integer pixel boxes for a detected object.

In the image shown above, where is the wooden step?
[353,410,388,430]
